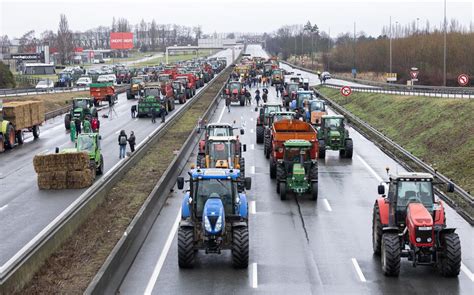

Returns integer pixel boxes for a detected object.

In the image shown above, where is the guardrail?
[315,88,474,224]
[0,58,235,294]
[280,61,474,99]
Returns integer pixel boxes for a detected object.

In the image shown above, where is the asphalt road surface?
[0,48,240,267]
[118,45,473,295]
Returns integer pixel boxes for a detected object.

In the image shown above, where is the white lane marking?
[249,201,256,214]
[351,258,367,282]
[250,144,255,150]
[356,155,383,182]
[115,130,120,135]
[217,104,226,123]
[322,199,332,212]
[250,118,254,121]
[250,166,255,174]
[250,129,254,134]
[144,210,181,295]
[251,262,258,288]
[461,263,474,282]
[0,205,8,211]
[39,149,49,155]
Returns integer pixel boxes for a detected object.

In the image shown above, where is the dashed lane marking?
[250,129,254,133]
[249,201,256,214]
[217,104,226,123]
[0,205,8,211]
[461,263,474,281]
[322,199,332,212]
[251,262,258,288]
[250,166,255,174]
[351,258,367,282]
[356,155,383,182]
[144,210,181,295]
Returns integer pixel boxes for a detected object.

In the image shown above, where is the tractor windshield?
[310,101,325,112]
[159,75,170,82]
[77,135,95,153]
[273,113,294,122]
[74,99,89,109]
[229,82,241,91]
[195,179,235,215]
[324,118,342,129]
[144,88,160,97]
[209,142,234,161]
[288,84,299,92]
[265,105,281,115]
[284,147,310,163]
[208,127,232,137]
[131,78,143,84]
[396,181,434,209]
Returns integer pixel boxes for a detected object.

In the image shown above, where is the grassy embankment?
[319,87,474,195]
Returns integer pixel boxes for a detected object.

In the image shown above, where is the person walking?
[255,89,261,107]
[159,100,166,123]
[245,89,251,106]
[91,117,100,132]
[151,107,157,123]
[131,105,137,118]
[75,118,81,136]
[69,120,76,142]
[225,94,231,113]
[118,130,128,159]
[127,131,136,153]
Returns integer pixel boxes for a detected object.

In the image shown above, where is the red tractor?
[373,172,461,277]
[171,80,187,104]
[224,81,246,106]
[176,74,196,99]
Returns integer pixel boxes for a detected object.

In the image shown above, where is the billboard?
[110,32,134,50]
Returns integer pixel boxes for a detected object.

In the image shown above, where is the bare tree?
[149,20,158,50]
[117,18,131,32]
[57,14,74,64]
[0,35,10,54]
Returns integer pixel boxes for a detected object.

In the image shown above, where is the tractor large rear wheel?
[264,137,271,159]
[16,130,24,145]
[381,233,401,276]
[256,125,264,144]
[97,155,104,175]
[439,232,461,277]
[279,182,287,200]
[269,159,277,179]
[5,124,16,149]
[344,139,353,159]
[372,203,383,255]
[276,165,286,193]
[178,227,195,268]
[232,226,249,269]
[311,182,318,201]
[64,114,71,130]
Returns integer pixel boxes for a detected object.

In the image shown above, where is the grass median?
[319,87,474,213]
[20,69,230,293]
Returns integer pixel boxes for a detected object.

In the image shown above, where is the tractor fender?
[439,228,457,235]
[238,193,248,218]
[181,193,191,219]
[232,221,248,228]
[433,201,446,225]
[382,226,399,233]
[376,198,390,225]
[179,219,194,229]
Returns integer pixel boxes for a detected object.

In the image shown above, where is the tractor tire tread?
[178,227,195,268]
[232,227,249,269]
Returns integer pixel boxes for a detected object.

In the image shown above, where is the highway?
[118,45,474,294]
[0,48,240,267]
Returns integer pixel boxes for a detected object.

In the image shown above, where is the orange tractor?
[373,172,461,277]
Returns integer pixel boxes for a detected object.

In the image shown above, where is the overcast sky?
[1,0,472,39]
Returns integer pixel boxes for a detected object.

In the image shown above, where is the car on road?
[321,71,331,80]
[97,74,117,85]
[35,79,54,91]
[76,77,92,87]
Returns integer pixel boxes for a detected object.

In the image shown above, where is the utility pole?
[443,0,447,86]
[353,22,356,74]
[328,27,331,72]
[389,16,392,74]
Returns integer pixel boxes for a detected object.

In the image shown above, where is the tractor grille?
[208,216,218,227]
[415,228,433,244]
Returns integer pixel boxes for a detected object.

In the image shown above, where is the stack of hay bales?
[3,101,44,129]
[33,152,95,190]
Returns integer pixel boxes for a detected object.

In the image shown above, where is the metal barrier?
[315,89,474,224]
[281,61,474,99]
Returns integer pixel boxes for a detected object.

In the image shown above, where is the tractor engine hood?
[406,203,434,247]
[329,130,341,138]
[203,197,225,235]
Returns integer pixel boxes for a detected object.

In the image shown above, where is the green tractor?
[276,140,318,201]
[64,98,97,130]
[62,132,104,177]
[317,115,353,159]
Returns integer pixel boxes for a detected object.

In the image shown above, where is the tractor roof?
[283,139,312,147]
[322,114,344,119]
[391,172,434,181]
[191,168,240,179]
[270,111,295,116]
[263,103,282,107]
[207,123,232,128]
[73,97,92,100]
[297,90,313,94]
[208,136,237,142]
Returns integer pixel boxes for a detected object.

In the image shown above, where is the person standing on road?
[127,131,136,153]
[151,107,157,123]
[75,118,82,136]
[69,120,76,142]
[254,89,261,107]
[245,88,251,106]
[91,117,100,132]
[131,105,137,118]
[262,91,268,103]
[225,95,231,113]
[159,100,166,123]
[118,130,128,159]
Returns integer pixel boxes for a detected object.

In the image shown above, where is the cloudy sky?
[1,0,472,39]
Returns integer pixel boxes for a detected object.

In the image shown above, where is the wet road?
[0,48,240,266]
[119,45,474,294]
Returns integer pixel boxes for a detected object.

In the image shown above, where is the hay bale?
[66,170,94,189]
[33,152,90,173]
[3,101,45,129]
[37,171,68,190]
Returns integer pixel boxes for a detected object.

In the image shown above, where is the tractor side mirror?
[447,183,454,193]
[177,177,184,190]
[243,144,247,152]
[244,177,252,190]
[378,184,385,195]
[240,129,244,135]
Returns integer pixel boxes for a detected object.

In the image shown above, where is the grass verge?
[135,51,216,67]
[19,68,230,293]
[318,87,474,218]
[4,91,89,114]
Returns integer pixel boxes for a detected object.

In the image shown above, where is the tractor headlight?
[416,237,421,243]
[215,215,223,232]
[427,237,432,243]
[204,216,212,232]
[418,226,432,231]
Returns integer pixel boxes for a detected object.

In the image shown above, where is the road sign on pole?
[457,74,469,86]
[341,86,352,97]
[410,71,419,80]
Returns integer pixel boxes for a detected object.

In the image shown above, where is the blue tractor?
[176,168,252,268]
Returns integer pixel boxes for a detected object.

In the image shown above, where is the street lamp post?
[389,16,392,74]
[443,0,447,86]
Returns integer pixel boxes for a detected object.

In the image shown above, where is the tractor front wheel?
[311,182,318,201]
[439,232,461,277]
[381,233,401,276]
[232,226,249,269]
[97,155,104,175]
[344,139,353,159]
[269,159,277,179]
[279,182,287,200]
[256,125,264,144]
[178,227,195,268]
[65,114,71,130]
[5,124,15,148]
[264,137,271,159]
[372,203,383,255]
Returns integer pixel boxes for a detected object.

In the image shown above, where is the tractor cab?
[158,74,172,83]
[65,132,103,175]
[72,98,96,120]
[227,81,242,95]
[271,69,283,85]
[285,82,299,96]
[294,91,315,110]
[205,136,239,169]
[308,99,327,125]
[258,103,282,126]
[281,140,313,177]
[176,168,251,268]
[143,85,161,99]
[268,111,296,126]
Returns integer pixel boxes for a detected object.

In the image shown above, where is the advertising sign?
[110,32,134,50]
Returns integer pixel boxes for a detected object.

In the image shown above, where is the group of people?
[118,130,136,159]
[69,116,100,142]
